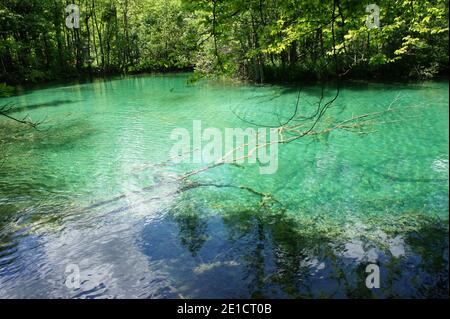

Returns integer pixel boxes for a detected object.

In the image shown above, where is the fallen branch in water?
[179,104,405,182]
[83,104,402,216]
[78,177,285,217]
[179,180,286,211]
[70,90,412,220]
[0,103,46,129]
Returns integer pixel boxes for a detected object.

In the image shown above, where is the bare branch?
[0,103,45,129]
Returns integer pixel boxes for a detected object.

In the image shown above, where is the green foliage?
[0,0,448,84]
[0,82,14,97]
[0,0,198,84]
[196,0,448,81]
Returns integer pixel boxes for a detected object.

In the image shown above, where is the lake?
[0,74,448,298]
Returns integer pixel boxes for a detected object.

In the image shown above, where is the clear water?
[0,74,448,298]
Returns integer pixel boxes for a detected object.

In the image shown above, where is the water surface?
[0,74,448,298]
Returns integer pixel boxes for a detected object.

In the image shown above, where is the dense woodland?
[0,0,448,86]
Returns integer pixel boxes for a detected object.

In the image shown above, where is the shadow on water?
[3,100,82,115]
[0,119,98,152]
[31,121,98,151]
[0,119,99,233]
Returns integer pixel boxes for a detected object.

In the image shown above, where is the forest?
[0,0,448,86]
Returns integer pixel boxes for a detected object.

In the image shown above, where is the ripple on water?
[0,75,448,298]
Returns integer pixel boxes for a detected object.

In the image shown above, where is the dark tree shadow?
[4,100,81,114]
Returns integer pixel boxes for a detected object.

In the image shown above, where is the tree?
[0,0,447,84]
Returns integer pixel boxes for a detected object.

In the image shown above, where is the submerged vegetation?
[0,74,448,298]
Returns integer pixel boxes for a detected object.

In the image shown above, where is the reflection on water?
[0,190,447,299]
[0,74,448,298]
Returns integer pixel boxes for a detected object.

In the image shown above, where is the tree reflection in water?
[164,188,448,299]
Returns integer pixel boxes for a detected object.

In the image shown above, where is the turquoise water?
[0,74,448,298]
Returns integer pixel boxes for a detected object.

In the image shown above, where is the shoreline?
[3,71,449,98]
